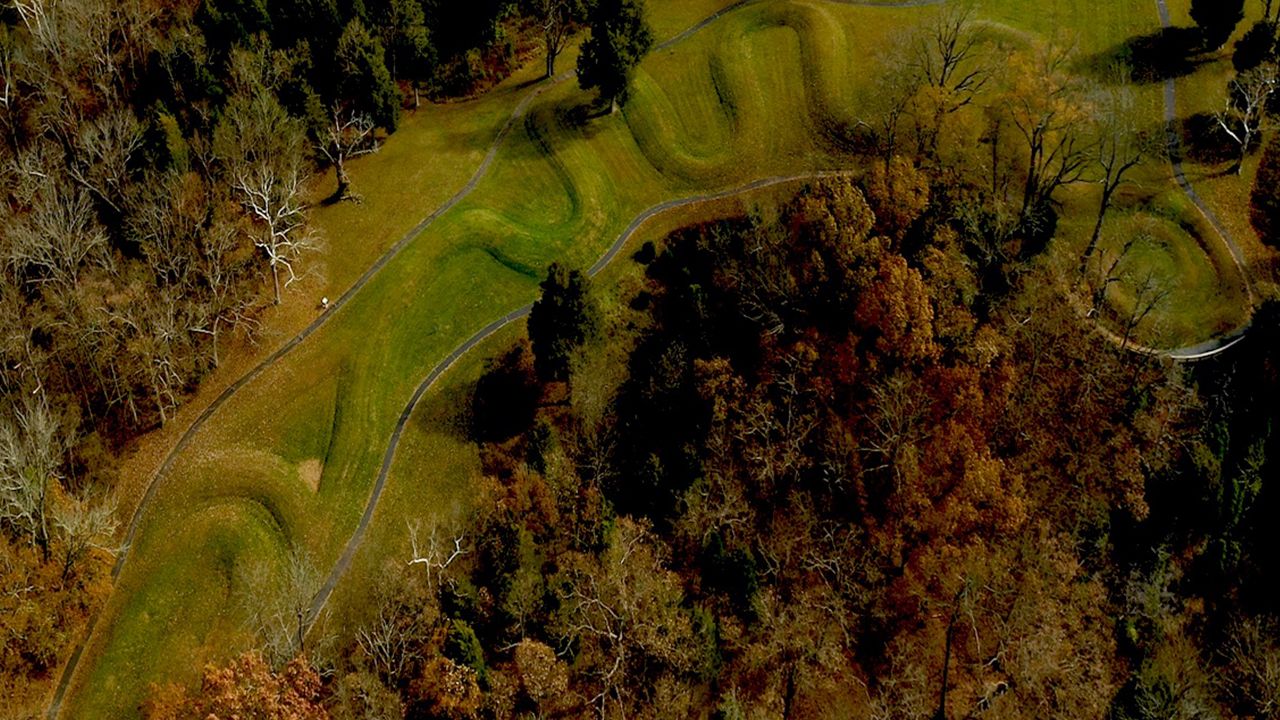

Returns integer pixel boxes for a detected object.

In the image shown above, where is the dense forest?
[5,0,1280,717]
[240,176,1271,718]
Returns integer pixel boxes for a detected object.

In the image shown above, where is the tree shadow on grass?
[1178,112,1250,168]
[1078,27,1208,84]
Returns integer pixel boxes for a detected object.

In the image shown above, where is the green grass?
[1092,192,1250,345]
[62,1,1260,716]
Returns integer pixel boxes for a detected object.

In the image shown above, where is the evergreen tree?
[1192,0,1245,50]
[528,263,594,383]
[376,0,436,85]
[335,18,402,130]
[195,0,273,57]
[576,0,653,113]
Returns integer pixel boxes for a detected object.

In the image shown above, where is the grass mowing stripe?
[45,53,575,720]
[53,0,1260,714]
[303,170,860,631]
[1150,0,1254,358]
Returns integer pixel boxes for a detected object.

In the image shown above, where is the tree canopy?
[527,263,595,383]
[576,0,654,111]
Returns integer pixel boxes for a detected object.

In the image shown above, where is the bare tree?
[242,546,325,667]
[1216,63,1279,174]
[218,89,314,305]
[0,395,66,558]
[5,176,111,292]
[1081,77,1158,272]
[911,3,990,158]
[1087,233,1139,317]
[1220,616,1280,718]
[319,108,377,203]
[534,0,583,79]
[102,287,195,425]
[551,518,692,719]
[189,216,258,367]
[1002,44,1092,227]
[863,37,923,173]
[407,519,467,591]
[356,577,435,685]
[53,489,117,581]
[1121,270,1169,351]
[233,152,314,305]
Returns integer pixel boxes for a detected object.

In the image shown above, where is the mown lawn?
[62,1,1262,716]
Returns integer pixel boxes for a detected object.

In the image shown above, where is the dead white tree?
[10,0,61,61]
[219,90,313,305]
[319,108,377,203]
[407,519,467,591]
[1216,63,1279,175]
[234,160,314,305]
[0,395,66,557]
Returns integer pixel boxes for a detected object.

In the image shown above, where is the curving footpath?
[1152,0,1255,360]
[303,170,859,629]
[304,0,1264,631]
[50,0,1257,714]
[46,2,905,714]
[45,60,576,720]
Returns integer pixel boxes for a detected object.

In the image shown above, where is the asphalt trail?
[304,0,960,631]
[52,0,1253,713]
[46,51,573,720]
[303,170,859,628]
[1153,0,1254,360]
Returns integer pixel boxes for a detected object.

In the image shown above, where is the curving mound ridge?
[63,4,925,714]
[1090,192,1250,348]
[56,0,1253,716]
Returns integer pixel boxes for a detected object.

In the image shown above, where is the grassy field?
[60,1,1263,716]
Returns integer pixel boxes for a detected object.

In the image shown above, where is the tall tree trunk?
[271,263,281,306]
[1081,184,1116,275]
[335,156,351,201]
[935,587,966,720]
[37,488,49,562]
[210,318,221,367]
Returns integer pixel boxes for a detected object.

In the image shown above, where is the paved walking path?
[50,1,1259,714]
[1152,0,1255,359]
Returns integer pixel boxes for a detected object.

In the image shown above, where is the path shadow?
[1079,27,1207,83]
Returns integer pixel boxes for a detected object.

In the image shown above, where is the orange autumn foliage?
[145,652,327,720]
